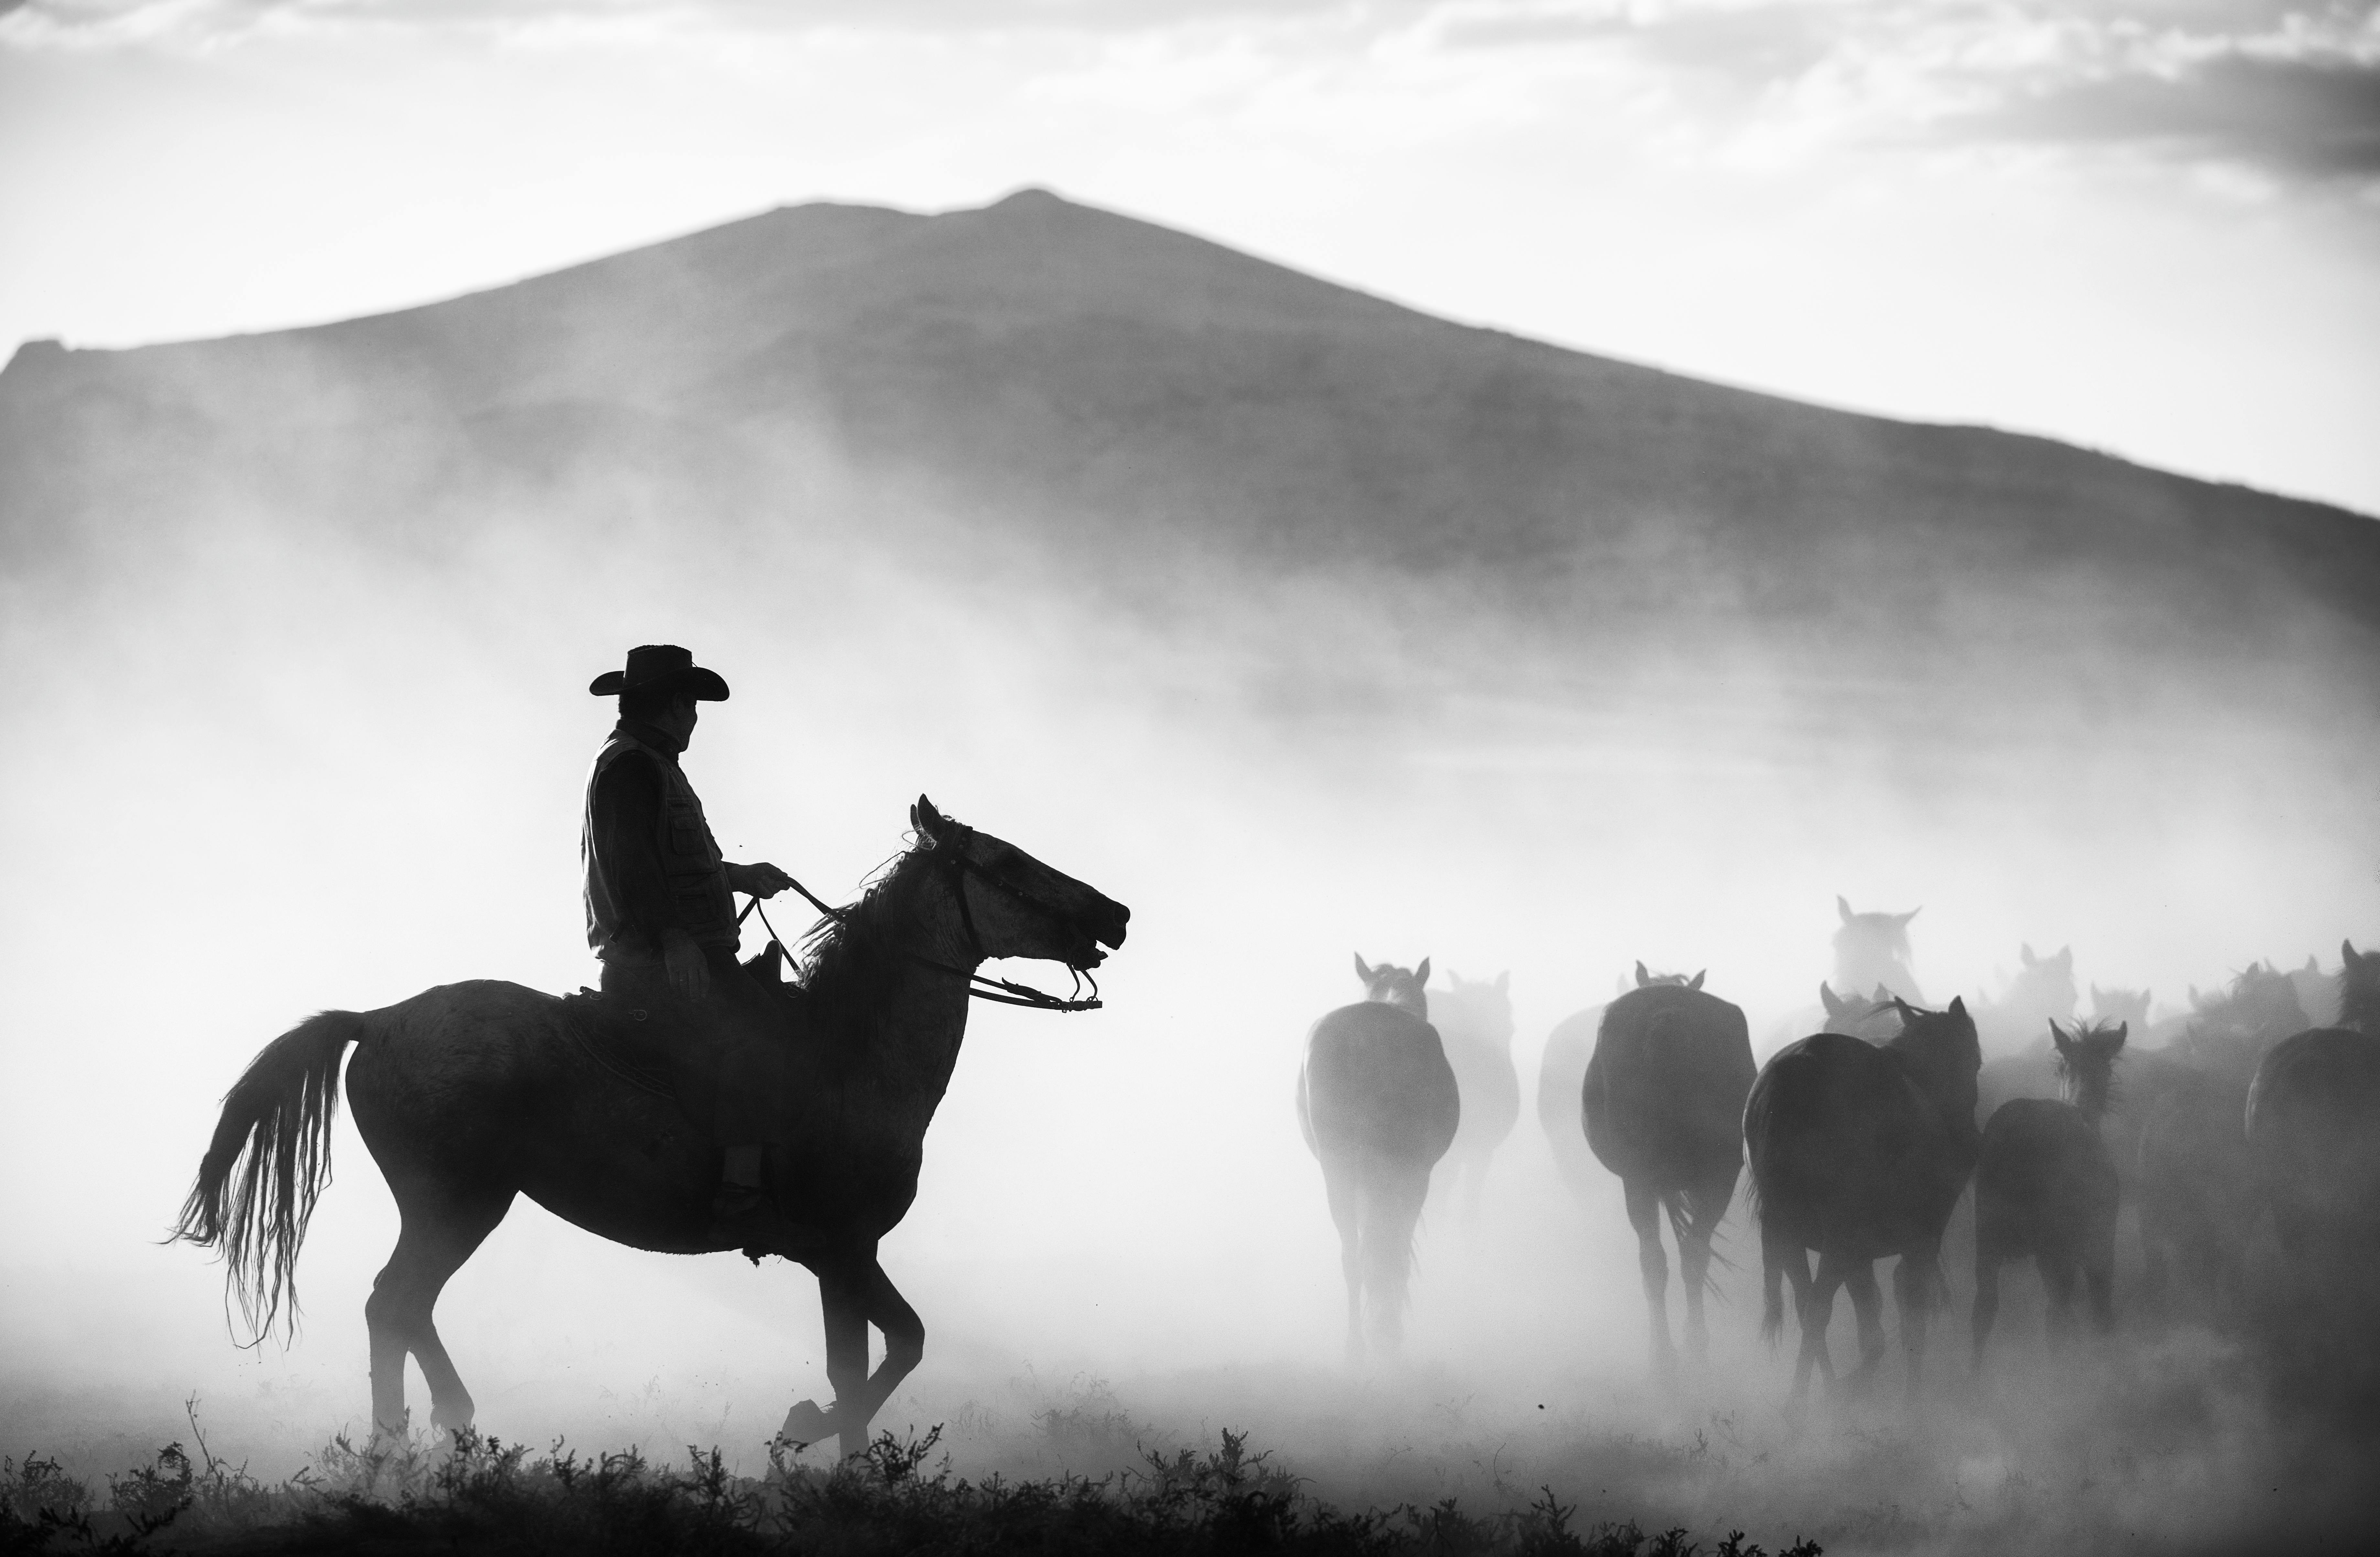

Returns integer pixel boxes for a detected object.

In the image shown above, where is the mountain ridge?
[4,188,2375,688]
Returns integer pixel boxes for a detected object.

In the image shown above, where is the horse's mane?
[791,844,933,1048]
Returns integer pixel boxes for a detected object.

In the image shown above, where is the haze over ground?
[2,188,2376,1552]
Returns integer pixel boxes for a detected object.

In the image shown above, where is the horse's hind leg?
[1319,1155,1365,1362]
[1794,1255,1846,1401]
[1623,1178,1676,1374]
[1893,1244,1940,1403]
[2039,1255,2080,1350]
[366,1182,514,1438]
[1843,1259,1888,1392]
[1680,1170,1736,1363]
[1363,1163,1431,1359]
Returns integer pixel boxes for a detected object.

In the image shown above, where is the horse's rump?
[1301,1003,1460,1165]
[1746,1032,1945,1249]
[1584,987,1753,1184]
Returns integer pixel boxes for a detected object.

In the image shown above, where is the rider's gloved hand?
[729,862,795,899]
[663,929,712,1003]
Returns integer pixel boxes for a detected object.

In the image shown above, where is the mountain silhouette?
[5,187,2376,695]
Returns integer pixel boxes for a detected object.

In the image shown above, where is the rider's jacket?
[582,722,741,961]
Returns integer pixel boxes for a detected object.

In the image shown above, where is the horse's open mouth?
[1066,907,1128,970]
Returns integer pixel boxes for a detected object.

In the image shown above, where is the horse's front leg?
[780,1256,926,1460]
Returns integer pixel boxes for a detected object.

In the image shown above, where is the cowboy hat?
[588,643,730,700]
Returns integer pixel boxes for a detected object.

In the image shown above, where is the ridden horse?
[1427,970,1520,1226]
[1971,1019,2127,1366]
[1582,966,1755,1370]
[172,798,1129,1459]
[1298,954,1461,1360]
[2245,942,2380,1344]
[1747,997,1980,1400]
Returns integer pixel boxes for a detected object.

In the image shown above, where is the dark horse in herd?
[1297,955,1461,1359]
[173,800,1128,1459]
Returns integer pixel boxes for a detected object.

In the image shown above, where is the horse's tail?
[168,1010,366,1344]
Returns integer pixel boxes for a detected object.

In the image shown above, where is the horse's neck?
[803,868,976,1122]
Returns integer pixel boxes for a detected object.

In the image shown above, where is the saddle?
[560,942,798,1115]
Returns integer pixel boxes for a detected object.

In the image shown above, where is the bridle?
[737,827,1104,1014]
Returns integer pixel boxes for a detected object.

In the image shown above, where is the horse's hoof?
[780,1399,832,1446]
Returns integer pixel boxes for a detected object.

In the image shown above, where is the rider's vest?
[583,733,740,958]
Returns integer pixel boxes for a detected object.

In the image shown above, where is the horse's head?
[1354,953,1430,1018]
[1884,995,1981,1124]
[2089,983,2152,1029]
[2004,943,2078,1018]
[1818,980,1895,1040]
[1634,962,1704,990]
[910,796,1130,972]
[1833,896,1921,993]
[2342,940,2378,1033]
[2050,1017,2127,1121]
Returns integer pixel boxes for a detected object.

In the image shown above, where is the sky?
[2,0,2377,516]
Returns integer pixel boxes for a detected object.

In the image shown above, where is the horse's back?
[1584,986,1752,1184]
[1301,1003,1460,1166]
[346,981,580,1135]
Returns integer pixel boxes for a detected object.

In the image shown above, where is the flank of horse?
[1427,970,1520,1227]
[1539,972,1637,1207]
[170,798,1129,1460]
[1298,954,1461,1361]
[2245,942,2380,1315]
[1583,964,1755,1371]
[1747,996,1981,1401]
[1971,1019,2127,1368]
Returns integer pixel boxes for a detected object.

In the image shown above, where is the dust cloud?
[2,366,2376,1555]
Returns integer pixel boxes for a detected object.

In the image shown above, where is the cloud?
[7,0,2376,190]
[1976,50,2380,180]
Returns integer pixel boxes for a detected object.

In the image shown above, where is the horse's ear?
[1496,971,1509,994]
[1688,970,1706,991]
[1353,953,1374,985]
[1837,896,1856,925]
[1635,960,1652,987]
[2057,946,2073,969]
[2304,954,2320,972]
[1899,907,1922,926]
[2049,1019,2072,1051]
[1947,995,1967,1016]
[2110,1022,2129,1051]
[2022,944,2038,967]
[913,794,947,843]
[1821,982,1846,1016]
[2344,940,2363,970]
[1414,956,1432,986]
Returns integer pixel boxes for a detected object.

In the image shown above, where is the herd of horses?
[1299,899,2380,1401]
[168,799,2377,1456]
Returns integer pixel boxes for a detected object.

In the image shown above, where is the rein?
[735,848,1102,1014]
